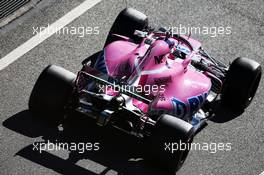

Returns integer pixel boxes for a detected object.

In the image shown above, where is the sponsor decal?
[171,93,208,117]
[154,76,172,86]
[154,54,165,64]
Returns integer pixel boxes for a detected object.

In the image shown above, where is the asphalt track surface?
[0,0,264,175]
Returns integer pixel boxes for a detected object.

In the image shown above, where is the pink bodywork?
[96,34,211,118]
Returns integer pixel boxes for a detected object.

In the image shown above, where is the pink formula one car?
[28,8,262,173]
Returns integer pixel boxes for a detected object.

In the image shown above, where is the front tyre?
[29,65,76,123]
[105,8,148,46]
[221,57,262,111]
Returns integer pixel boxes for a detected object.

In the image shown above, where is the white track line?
[0,0,102,71]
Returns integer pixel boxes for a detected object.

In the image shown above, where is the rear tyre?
[29,65,76,124]
[105,8,148,46]
[221,57,262,111]
[144,114,194,173]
